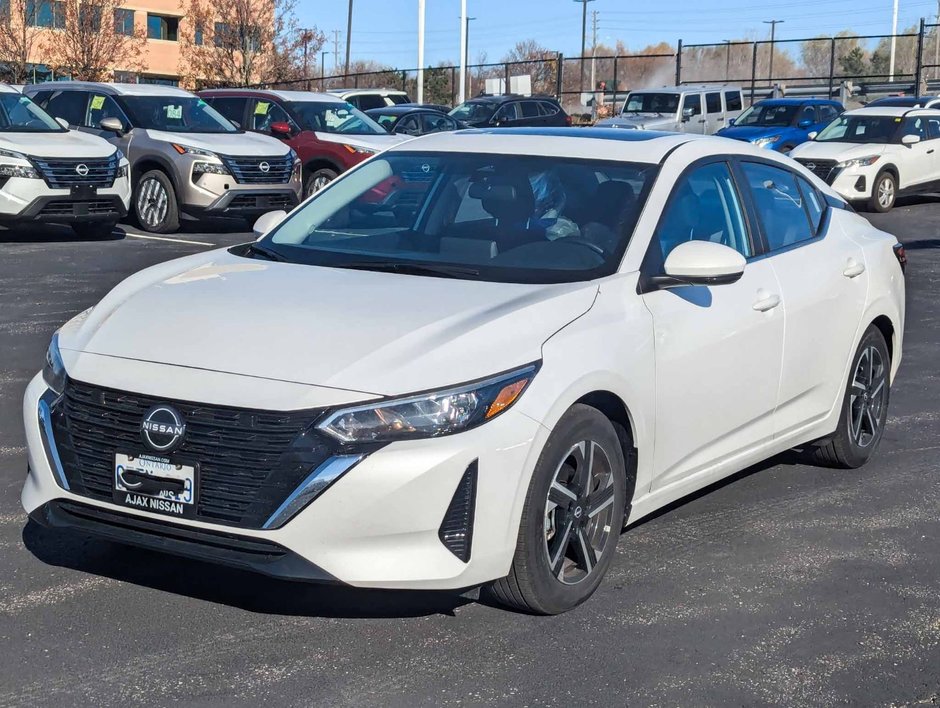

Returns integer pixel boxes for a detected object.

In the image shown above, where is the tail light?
[893,243,907,273]
[565,114,572,126]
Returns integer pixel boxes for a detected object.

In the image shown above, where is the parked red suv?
[199,89,408,197]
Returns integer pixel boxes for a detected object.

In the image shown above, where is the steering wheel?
[559,237,606,257]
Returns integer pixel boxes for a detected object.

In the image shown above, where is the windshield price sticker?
[255,101,270,115]
[167,105,183,120]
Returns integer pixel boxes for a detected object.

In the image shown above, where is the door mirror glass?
[253,210,288,239]
[270,121,293,137]
[681,107,695,121]
[807,131,818,140]
[663,240,746,285]
[99,117,123,134]
[798,118,813,129]
[55,116,70,130]
[901,133,921,145]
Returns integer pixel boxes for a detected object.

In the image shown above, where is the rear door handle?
[843,259,866,278]
[753,292,781,312]
[928,148,935,154]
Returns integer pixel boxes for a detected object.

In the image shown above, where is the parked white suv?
[0,84,130,238]
[23,130,905,614]
[789,106,940,212]
[596,85,744,134]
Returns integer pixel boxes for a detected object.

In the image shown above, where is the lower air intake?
[438,461,477,562]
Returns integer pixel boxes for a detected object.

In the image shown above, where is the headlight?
[836,155,881,169]
[342,144,376,156]
[42,332,66,394]
[117,162,129,179]
[0,148,40,179]
[192,161,230,176]
[753,135,780,148]
[317,364,538,443]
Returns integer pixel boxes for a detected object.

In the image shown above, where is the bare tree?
[42,0,146,81]
[502,40,557,94]
[180,0,322,87]
[0,0,42,83]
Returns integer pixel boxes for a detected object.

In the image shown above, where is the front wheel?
[811,325,890,468]
[134,170,180,233]
[304,168,338,199]
[485,405,626,614]
[868,171,896,213]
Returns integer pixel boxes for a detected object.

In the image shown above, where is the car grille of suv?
[227,193,296,210]
[222,155,294,184]
[49,380,336,529]
[794,158,840,185]
[39,200,118,217]
[31,155,118,189]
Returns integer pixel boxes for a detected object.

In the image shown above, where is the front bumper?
[21,373,547,590]
[176,159,302,218]
[0,175,131,224]
[830,166,876,200]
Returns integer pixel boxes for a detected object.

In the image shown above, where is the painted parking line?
[116,231,215,247]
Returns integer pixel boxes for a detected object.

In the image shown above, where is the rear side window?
[682,93,702,116]
[208,96,248,125]
[725,91,742,111]
[538,101,559,116]
[43,91,87,126]
[354,94,385,111]
[250,99,292,132]
[705,92,721,113]
[741,162,814,251]
[388,94,410,105]
[521,101,540,118]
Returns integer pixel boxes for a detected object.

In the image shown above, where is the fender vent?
[438,462,477,563]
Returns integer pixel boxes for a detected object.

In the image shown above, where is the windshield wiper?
[245,242,286,262]
[330,261,481,279]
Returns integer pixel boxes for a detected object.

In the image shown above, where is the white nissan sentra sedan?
[22,128,906,614]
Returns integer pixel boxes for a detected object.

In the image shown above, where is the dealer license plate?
[113,453,196,518]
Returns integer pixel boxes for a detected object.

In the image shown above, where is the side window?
[354,94,385,111]
[538,101,558,116]
[520,100,540,118]
[818,104,840,122]
[682,93,702,117]
[494,102,520,122]
[396,114,421,135]
[705,92,722,114]
[654,161,751,263]
[797,177,825,234]
[927,118,940,140]
[800,105,818,124]
[903,117,926,139]
[250,99,291,132]
[85,94,126,129]
[421,112,452,133]
[43,91,87,126]
[741,162,814,251]
[724,91,743,112]
[208,97,247,126]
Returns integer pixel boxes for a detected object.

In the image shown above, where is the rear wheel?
[485,405,626,614]
[134,170,179,233]
[71,219,118,239]
[867,171,896,213]
[304,168,338,199]
[811,325,890,468]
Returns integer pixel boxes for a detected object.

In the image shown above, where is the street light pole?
[459,0,468,104]
[763,19,784,87]
[463,15,476,100]
[321,50,330,90]
[889,0,898,81]
[573,0,596,93]
[417,0,426,103]
[723,39,731,81]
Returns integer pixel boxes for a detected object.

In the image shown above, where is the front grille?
[222,155,294,184]
[32,156,118,189]
[438,462,477,562]
[227,193,295,211]
[50,380,336,529]
[39,200,119,217]
[795,158,840,185]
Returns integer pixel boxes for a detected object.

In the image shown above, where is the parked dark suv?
[449,95,571,129]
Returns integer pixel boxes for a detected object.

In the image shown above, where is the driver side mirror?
[55,116,70,130]
[807,131,818,140]
[681,107,695,122]
[727,117,736,126]
[659,241,746,287]
[798,119,814,129]
[99,117,124,136]
[252,210,288,239]
[901,133,921,146]
[270,121,293,138]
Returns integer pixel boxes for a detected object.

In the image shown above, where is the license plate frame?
[113,453,197,519]
[70,184,98,200]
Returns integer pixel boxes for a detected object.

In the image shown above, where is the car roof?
[630,84,742,94]
[364,105,434,116]
[23,81,194,97]
[844,106,940,117]
[465,94,559,104]
[753,97,840,106]
[868,95,940,106]
[200,88,341,103]
[329,88,408,96]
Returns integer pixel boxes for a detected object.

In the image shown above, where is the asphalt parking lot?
[0,206,937,707]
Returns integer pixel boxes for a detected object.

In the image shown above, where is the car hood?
[59,249,599,397]
[716,125,792,141]
[313,132,409,152]
[0,129,117,159]
[789,141,888,161]
[145,129,292,157]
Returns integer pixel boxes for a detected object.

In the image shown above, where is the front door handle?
[753,292,782,312]
[928,148,935,154]
[843,259,866,278]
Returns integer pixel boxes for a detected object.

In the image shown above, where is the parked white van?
[596,85,744,134]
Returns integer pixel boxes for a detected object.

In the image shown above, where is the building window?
[147,13,178,41]
[27,0,65,28]
[139,75,179,86]
[214,22,261,51]
[78,5,101,31]
[194,24,203,46]
[113,70,137,83]
[114,8,134,35]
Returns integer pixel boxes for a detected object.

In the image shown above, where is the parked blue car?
[716,98,844,152]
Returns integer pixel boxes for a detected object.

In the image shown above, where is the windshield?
[287,101,385,134]
[622,93,679,114]
[250,152,658,284]
[815,115,899,143]
[121,96,237,133]
[734,103,799,127]
[0,93,64,132]
[449,102,496,122]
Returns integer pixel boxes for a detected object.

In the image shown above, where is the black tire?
[71,220,119,239]
[134,169,180,234]
[304,168,338,199]
[811,325,890,468]
[484,404,626,614]
[867,170,896,213]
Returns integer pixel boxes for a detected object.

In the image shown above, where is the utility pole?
[590,9,598,118]
[462,14,476,101]
[763,19,784,86]
[344,0,353,76]
[934,0,939,81]
[459,0,468,104]
[723,39,731,81]
[573,0,596,93]
[332,29,341,77]
[417,0,426,103]
[321,50,330,90]
[888,0,899,80]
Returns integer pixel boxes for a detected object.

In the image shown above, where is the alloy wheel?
[849,344,886,448]
[137,177,169,229]
[306,174,333,198]
[877,177,895,209]
[543,440,617,585]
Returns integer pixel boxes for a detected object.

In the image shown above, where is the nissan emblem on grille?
[259,161,270,173]
[75,164,89,177]
[141,405,186,452]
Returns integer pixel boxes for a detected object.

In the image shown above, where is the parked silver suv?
[596,84,744,134]
[25,82,302,233]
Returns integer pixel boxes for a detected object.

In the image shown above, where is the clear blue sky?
[302,0,937,69]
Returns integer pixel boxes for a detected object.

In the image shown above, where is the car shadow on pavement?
[0,224,125,243]
[21,521,473,619]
